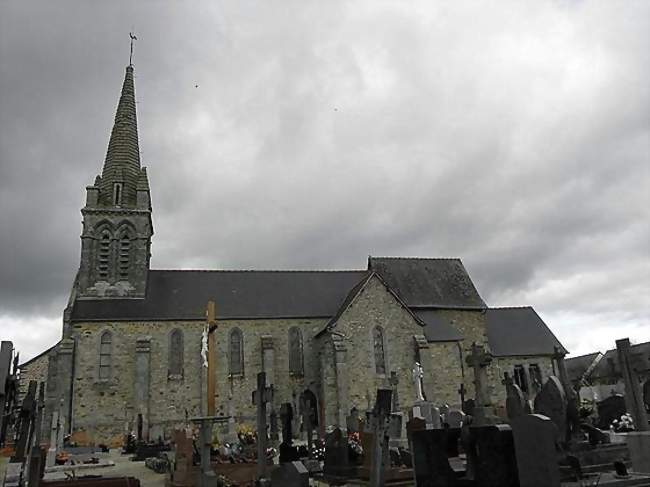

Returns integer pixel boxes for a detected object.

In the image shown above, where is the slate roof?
[590,342,650,381]
[71,270,368,321]
[485,307,567,357]
[414,310,464,342]
[368,257,486,309]
[565,352,602,383]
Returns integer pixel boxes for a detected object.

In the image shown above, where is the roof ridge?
[150,268,367,273]
[370,256,462,261]
[488,306,533,310]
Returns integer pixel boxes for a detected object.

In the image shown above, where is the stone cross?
[465,343,494,426]
[389,371,400,412]
[458,383,466,407]
[45,411,59,468]
[412,362,425,402]
[252,372,273,479]
[616,338,649,431]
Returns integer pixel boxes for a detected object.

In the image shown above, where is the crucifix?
[252,372,274,479]
[205,301,217,416]
[129,32,137,66]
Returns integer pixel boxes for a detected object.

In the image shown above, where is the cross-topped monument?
[465,342,494,426]
[252,371,274,479]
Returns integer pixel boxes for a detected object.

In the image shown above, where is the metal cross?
[129,32,138,66]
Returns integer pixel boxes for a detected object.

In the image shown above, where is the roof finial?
[129,32,138,67]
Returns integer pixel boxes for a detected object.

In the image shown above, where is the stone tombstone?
[389,371,400,412]
[412,401,440,429]
[323,427,350,477]
[270,461,309,487]
[596,394,626,430]
[252,371,273,479]
[446,410,465,429]
[626,432,650,474]
[472,424,519,487]
[465,342,494,426]
[346,407,360,434]
[533,376,566,444]
[503,373,526,421]
[410,428,458,487]
[511,414,560,487]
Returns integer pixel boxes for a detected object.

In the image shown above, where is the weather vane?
[129,32,138,66]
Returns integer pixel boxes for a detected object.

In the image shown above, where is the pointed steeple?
[98,65,142,206]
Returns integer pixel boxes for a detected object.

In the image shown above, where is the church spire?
[97,64,144,207]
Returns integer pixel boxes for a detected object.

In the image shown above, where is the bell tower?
[77,64,153,298]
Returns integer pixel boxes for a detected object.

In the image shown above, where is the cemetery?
[2,336,650,487]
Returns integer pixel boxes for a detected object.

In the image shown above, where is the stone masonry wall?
[19,352,50,402]
[491,355,556,406]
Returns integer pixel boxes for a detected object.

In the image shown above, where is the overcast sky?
[1,1,648,362]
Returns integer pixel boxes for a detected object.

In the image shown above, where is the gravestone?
[252,372,273,479]
[446,410,465,429]
[367,389,393,487]
[472,424,518,487]
[346,407,360,434]
[533,376,566,444]
[596,394,626,430]
[511,414,560,487]
[279,402,299,463]
[410,428,458,486]
[170,429,195,487]
[389,371,400,412]
[269,408,279,444]
[626,432,650,474]
[12,380,37,462]
[503,372,526,421]
[45,411,60,468]
[270,461,309,487]
[323,427,352,478]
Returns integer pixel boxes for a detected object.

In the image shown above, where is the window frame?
[98,330,113,381]
[229,328,244,377]
[288,327,304,376]
[168,329,184,379]
[373,325,387,375]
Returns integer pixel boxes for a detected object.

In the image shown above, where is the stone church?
[23,64,568,445]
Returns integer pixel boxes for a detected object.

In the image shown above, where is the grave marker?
[252,371,273,479]
[465,342,495,426]
[533,376,566,445]
[616,338,649,431]
[511,414,560,487]
[503,372,526,421]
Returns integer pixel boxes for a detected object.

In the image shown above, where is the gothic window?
[288,327,304,375]
[117,229,131,280]
[513,364,528,393]
[229,328,244,376]
[113,183,123,206]
[169,329,184,377]
[99,331,112,380]
[97,230,112,279]
[373,326,386,375]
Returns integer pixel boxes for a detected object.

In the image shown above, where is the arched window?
[97,230,112,279]
[229,328,244,376]
[169,329,184,377]
[373,326,386,375]
[288,327,304,375]
[117,229,131,280]
[99,331,112,379]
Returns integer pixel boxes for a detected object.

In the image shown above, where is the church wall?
[426,342,464,408]
[490,355,556,406]
[329,276,431,417]
[70,318,329,444]
[18,352,50,403]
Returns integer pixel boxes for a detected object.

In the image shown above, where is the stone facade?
[18,351,50,401]
[491,356,556,405]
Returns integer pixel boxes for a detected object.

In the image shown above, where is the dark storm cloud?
[1,1,648,361]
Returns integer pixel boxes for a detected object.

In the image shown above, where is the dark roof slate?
[368,257,486,309]
[486,307,567,357]
[565,352,601,383]
[71,269,368,321]
[414,310,464,342]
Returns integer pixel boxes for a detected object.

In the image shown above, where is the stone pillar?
[616,339,649,431]
[135,337,152,440]
[57,339,75,434]
[414,335,435,403]
[261,335,275,389]
[332,334,349,430]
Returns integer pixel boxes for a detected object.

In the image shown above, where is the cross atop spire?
[129,32,137,67]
